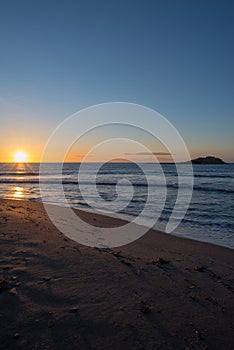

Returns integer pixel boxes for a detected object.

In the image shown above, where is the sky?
[0,0,233,162]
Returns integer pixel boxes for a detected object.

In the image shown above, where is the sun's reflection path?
[10,162,34,174]
[13,186,24,199]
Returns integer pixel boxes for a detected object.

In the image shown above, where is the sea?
[0,162,233,249]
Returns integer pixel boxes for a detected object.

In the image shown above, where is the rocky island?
[191,156,227,164]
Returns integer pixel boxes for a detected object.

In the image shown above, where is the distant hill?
[191,156,227,164]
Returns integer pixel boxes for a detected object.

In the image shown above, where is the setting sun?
[14,151,28,163]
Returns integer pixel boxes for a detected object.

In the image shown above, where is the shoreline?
[0,198,233,349]
[1,196,234,250]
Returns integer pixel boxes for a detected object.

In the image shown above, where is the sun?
[14,151,28,163]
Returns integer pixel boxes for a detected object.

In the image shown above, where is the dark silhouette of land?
[191,156,227,164]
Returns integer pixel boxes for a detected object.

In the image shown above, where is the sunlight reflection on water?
[13,186,24,199]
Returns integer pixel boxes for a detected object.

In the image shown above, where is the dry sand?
[0,198,233,349]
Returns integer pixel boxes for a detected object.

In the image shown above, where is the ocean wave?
[181,218,234,230]
[193,185,234,194]
[0,178,234,194]
[193,174,233,178]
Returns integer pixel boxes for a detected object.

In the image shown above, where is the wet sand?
[0,198,233,349]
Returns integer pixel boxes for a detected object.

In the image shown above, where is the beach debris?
[14,333,20,339]
[205,296,218,305]
[9,287,18,296]
[110,250,122,257]
[0,278,9,292]
[194,329,203,340]
[188,285,196,289]
[194,265,205,272]
[43,277,51,282]
[120,259,132,266]
[101,247,111,253]
[154,257,169,265]
[140,305,151,314]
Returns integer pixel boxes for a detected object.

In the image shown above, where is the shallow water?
[0,162,233,249]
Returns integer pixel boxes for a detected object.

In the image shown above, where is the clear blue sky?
[0,0,233,161]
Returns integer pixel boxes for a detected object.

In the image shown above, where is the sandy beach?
[0,198,233,349]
